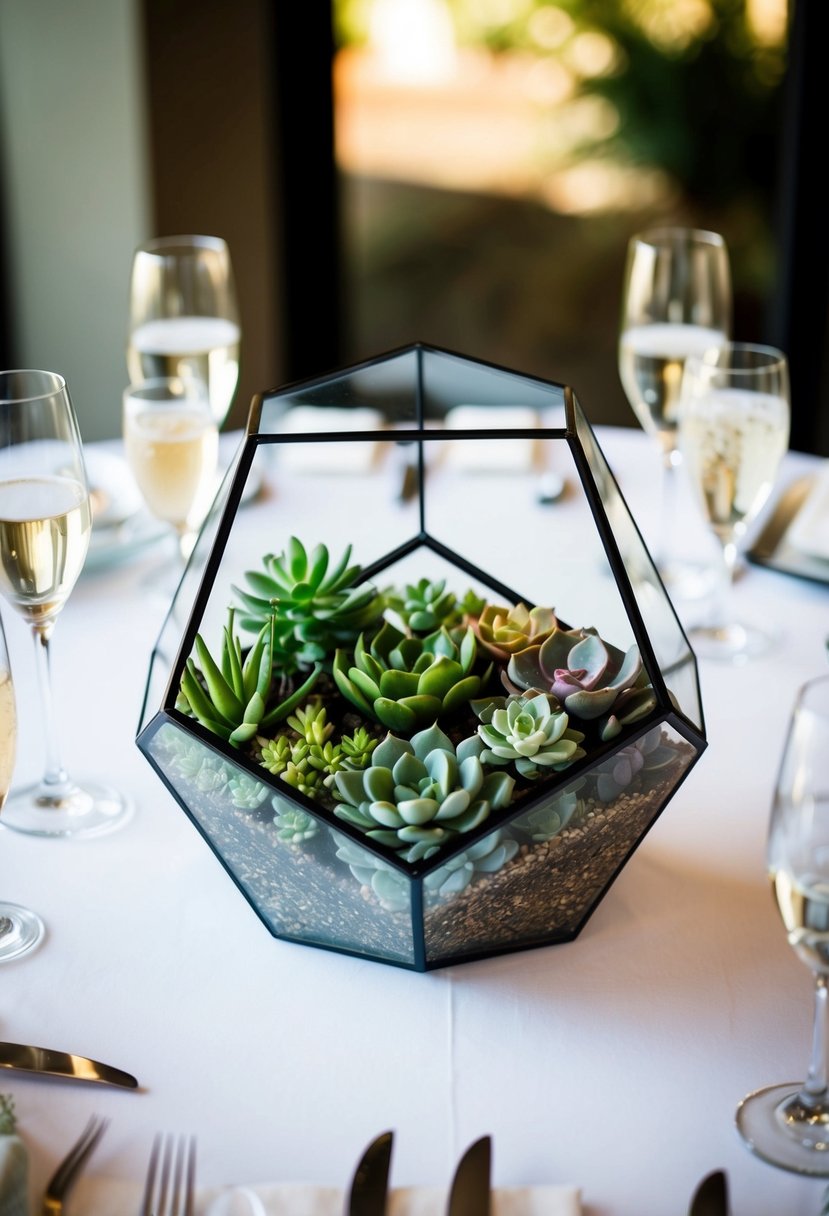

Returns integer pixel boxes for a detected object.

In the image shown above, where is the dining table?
[2,421,829,1216]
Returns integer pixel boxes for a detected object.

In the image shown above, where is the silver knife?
[0,1039,139,1089]
[447,1136,491,1216]
[346,1130,394,1216]
[688,1169,729,1216]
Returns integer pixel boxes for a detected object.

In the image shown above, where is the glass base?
[736,1081,829,1176]
[687,619,775,663]
[1,778,133,838]
[0,902,45,962]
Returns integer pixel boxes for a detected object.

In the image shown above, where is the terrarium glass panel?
[137,343,706,971]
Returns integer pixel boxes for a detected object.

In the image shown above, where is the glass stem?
[656,444,679,571]
[801,973,829,1106]
[31,622,72,800]
[709,537,738,634]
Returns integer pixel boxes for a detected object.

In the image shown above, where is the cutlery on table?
[140,1133,197,1216]
[446,1136,491,1216]
[346,1130,394,1216]
[0,1039,138,1089]
[41,1114,109,1215]
[688,1169,729,1216]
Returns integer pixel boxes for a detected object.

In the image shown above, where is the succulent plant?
[273,798,320,844]
[474,601,558,660]
[332,723,514,862]
[473,692,585,780]
[334,833,410,912]
[257,704,347,794]
[513,787,582,842]
[227,772,270,810]
[177,609,321,747]
[593,727,679,802]
[340,725,380,770]
[384,577,459,634]
[333,622,493,732]
[166,738,229,793]
[233,537,385,668]
[506,627,656,741]
[423,830,519,897]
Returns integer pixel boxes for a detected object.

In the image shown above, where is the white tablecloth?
[2,427,828,1216]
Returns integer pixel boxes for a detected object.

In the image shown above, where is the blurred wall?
[0,0,150,441]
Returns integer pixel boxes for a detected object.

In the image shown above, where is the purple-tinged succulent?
[593,727,680,802]
[506,627,655,741]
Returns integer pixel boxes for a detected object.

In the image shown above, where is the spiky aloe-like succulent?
[473,692,585,779]
[177,609,321,747]
[333,622,492,732]
[474,601,558,660]
[593,727,679,802]
[507,627,655,741]
[233,537,385,669]
[333,723,514,862]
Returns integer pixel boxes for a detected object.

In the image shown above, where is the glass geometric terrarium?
[137,343,706,971]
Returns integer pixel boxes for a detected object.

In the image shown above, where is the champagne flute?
[127,235,241,428]
[123,377,219,573]
[0,607,45,961]
[619,227,731,592]
[678,342,790,661]
[0,370,131,836]
[737,674,829,1175]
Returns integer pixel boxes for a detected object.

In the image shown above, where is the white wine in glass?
[127,235,241,428]
[123,377,219,573]
[0,608,45,962]
[619,227,731,591]
[678,342,789,661]
[737,674,829,1175]
[0,370,132,836]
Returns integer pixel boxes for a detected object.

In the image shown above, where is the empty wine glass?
[123,377,219,575]
[619,227,731,595]
[678,342,790,661]
[737,674,829,1175]
[0,606,45,962]
[0,370,132,836]
[127,235,241,429]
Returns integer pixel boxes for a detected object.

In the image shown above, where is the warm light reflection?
[566,30,620,79]
[746,0,788,45]
[368,0,457,83]
[623,0,715,51]
[527,5,575,50]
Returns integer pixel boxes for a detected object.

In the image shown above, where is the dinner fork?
[140,1132,197,1216]
[41,1114,109,1215]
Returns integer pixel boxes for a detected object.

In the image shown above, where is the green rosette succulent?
[474,601,557,660]
[177,608,321,747]
[512,787,582,842]
[333,622,493,733]
[340,726,379,771]
[227,772,270,810]
[273,798,320,844]
[233,537,385,668]
[334,833,409,912]
[332,723,514,862]
[506,626,656,741]
[423,830,519,897]
[473,691,585,779]
[384,577,458,634]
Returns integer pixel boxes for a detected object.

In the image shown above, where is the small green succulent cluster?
[257,699,380,802]
[384,578,485,636]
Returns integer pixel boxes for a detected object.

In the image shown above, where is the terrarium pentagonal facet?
[137,343,706,971]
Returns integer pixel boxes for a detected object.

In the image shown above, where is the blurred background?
[0,0,824,452]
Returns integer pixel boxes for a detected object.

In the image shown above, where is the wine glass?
[127,235,241,429]
[678,342,790,661]
[619,226,732,594]
[0,370,132,836]
[123,377,219,573]
[737,674,829,1175]
[0,607,45,962]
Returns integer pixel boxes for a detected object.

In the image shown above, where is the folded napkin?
[72,1178,581,1216]
[788,461,829,560]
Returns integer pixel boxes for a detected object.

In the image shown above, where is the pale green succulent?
[233,537,385,668]
[227,772,270,810]
[333,622,493,733]
[334,833,409,912]
[177,608,321,747]
[333,723,514,862]
[384,577,459,634]
[474,601,558,660]
[286,701,333,746]
[340,726,380,771]
[258,734,293,776]
[273,799,320,844]
[473,692,585,779]
[512,788,582,842]
[506,626,656,741]
[166,738,229,793]
[423,830,520,898]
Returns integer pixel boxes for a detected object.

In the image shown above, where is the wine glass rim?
[136,234,228,256]
[631,226,727,248]
[0,369,67,404]
[686,341,788,374]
